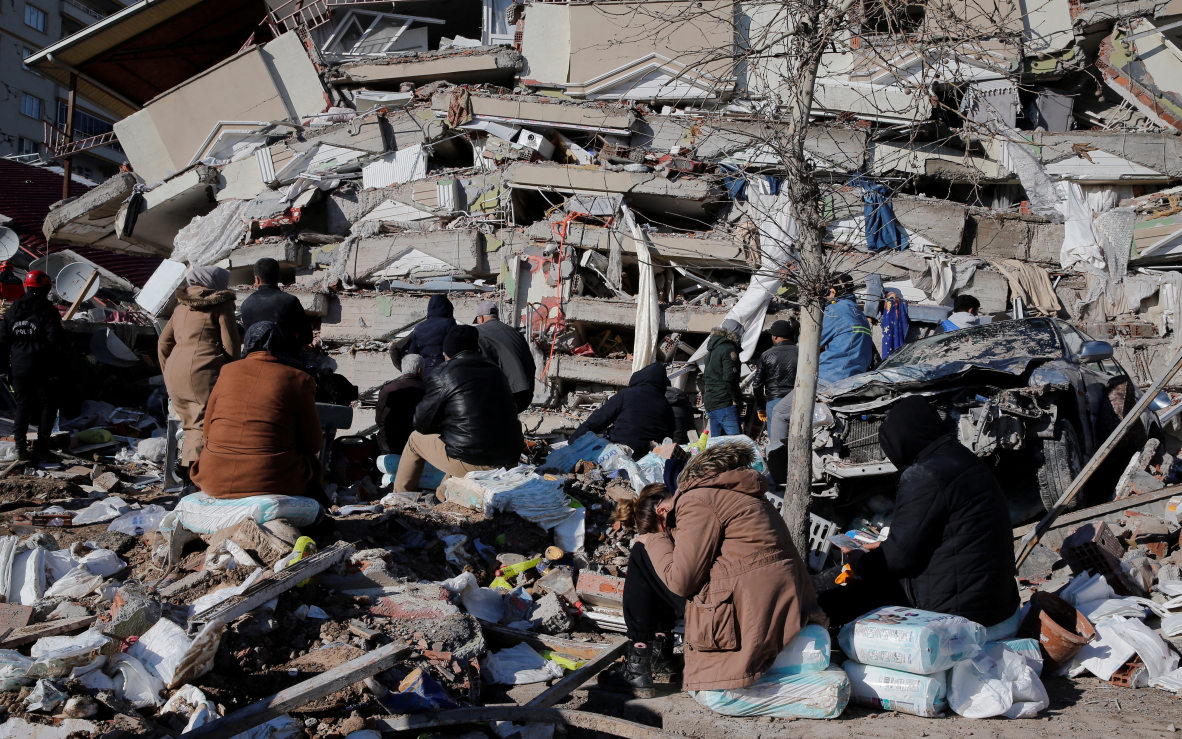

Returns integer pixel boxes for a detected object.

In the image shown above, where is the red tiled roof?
[0,159,162,287]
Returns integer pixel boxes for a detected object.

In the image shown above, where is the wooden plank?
[527,637,629,709]
[160,569,210,599]
[1013,484,1181,540]
[189,542,354,629]
[480,620,608,661]
[185,643,412,739]
[0,616,97,648]
[379,706,681,739]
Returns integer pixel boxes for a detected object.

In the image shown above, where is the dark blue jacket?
[408,295,456,379]
[819,294,873,383]
[571,363,675,460]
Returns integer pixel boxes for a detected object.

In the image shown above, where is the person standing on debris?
[408,294,456,380]
[240,258,313,353]
[600,441,824,697]
[819,273,873,383]
[818,396,1020,635]
[375,354,426,455]
[751,319,798,422]
[474,301,536,412]
[0,271,63,461]
[191,322,329,509]
[158,266,240,481]
[599,483,685,696]
[702,318,744,436]
[392,325,523,493]
[666,385,697,444]
[942,294,982,332]
[570,362,676,460]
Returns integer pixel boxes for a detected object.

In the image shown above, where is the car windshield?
[878,317,1063,369]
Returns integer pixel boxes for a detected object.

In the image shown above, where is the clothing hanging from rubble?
[881,292,910,360]
[171,200,251,267]
[621,205,660,373]
[992,259,1062,315]
[908,254,954,305]
[857,178,910,252]
[1059,181,1107,274]
[447,89,474,128]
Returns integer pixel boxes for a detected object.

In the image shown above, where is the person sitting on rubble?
[158,266,240,484]
[474,301,536,412]
[391,325,523,494]
[240,258,313,352]
[191,321,329,512]
[376,354,426,455]
[752,319,799,424]
[0,270,63,462]
[942,294,982,332]
[817,396,1020,637]
[408,294,457,379]
[819,273,873,383]
[599,441,824,698]
[570,362,676,460]
[702,318,744,436]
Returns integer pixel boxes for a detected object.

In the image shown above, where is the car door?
[1056,321,1115,454]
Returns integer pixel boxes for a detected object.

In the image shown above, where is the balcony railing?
[63,0,104,21]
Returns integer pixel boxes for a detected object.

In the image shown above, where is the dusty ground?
[496,675,1181,738]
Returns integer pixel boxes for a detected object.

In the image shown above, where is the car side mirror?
[1151,391,1173,412]
[1079,341,1113,362]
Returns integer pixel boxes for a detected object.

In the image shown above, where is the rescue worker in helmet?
[0,271,63,461]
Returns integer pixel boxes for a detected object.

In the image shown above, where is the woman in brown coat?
[600,440,824,697]
[191,321,326,506]
[158,266,240,476]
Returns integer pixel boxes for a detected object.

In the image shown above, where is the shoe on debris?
[597,642,656,698]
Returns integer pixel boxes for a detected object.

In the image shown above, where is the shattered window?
[878,317,1062,368]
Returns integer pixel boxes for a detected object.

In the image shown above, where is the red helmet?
[24,270,51,289]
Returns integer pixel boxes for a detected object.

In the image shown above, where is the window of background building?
[25,4,47,32]
[55,102,122,152]
[20,93,44,120]
[22,48,40,74]
[17,138,39,156]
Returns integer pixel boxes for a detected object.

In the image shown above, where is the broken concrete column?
[226,242,308,270]
[531,593,575,635]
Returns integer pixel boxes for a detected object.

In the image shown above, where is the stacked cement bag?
[839,605,1048,719]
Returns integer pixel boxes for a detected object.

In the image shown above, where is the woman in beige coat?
[158,266,240,478]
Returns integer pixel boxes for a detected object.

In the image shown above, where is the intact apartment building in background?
[0,0,125,183]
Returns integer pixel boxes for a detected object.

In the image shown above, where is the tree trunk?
[782,292,823,555]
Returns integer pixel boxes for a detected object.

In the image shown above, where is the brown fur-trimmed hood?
[677,440,765,496]
[175,287,236,310]
[708,325,743,346]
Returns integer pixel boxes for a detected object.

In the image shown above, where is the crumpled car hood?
[819,356,1046,401]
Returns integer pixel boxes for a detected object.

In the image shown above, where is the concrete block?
[961,270,1010,315]
[290,111,390,156]
[328,351,399,396]
[1028,222,1065,264]
[343,46,524,86]
[105,583,161,641]
[115,166,221,255]
[226,242,307,269]
[319,293,487,342]
[216,156,268,202]
[93,472,122,494]
[347,231,485,282]
[892,197,966,252]
[971,216,1029,259]
[42,173,144,255]
[563,297,795,335]
[548,355,633,387]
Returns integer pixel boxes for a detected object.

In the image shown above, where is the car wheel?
[1035,419,1084,513]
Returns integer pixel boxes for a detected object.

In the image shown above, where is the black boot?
[14,440,30,463]
[650,633,682,685]
[596,642,655,698]
[32,440,56,463]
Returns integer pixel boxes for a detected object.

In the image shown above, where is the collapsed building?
[18,0,1182,444]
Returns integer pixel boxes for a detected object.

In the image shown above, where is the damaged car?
[811,317,1162,513]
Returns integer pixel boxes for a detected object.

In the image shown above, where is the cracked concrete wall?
[320,293,489,342]
[344,230,486,283]
[563,297,797,334]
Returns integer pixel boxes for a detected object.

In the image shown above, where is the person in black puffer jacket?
[0,271,63,461]
[392,326,523,493]
[818,396,1020,631]
[665,385,696,444]
[752,319,798,419]
[408,294,457,379]
[570,362,675,460]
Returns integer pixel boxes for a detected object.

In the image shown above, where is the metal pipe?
[62,73,77,200]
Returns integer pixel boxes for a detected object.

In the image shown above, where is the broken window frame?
[321,10,444,57]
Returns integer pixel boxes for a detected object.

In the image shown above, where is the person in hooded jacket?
[599,440,824,697]
[570,362,676,460]
[158,266,240,478]
[0,271,63,461]
[817,396,1020,635]
[702,318,744,436]
[392,326,523,493]
[408,294,456,379]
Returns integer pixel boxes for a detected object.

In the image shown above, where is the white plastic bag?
[129,618,193,688]
[73,497,132,525]
[191,567,265,616]
[440,571,505,623]
[108,505,168,536]
[44,565,103,599]
[136,437,167,463]
[232,715,303,739]
[552,501,585,552]
[948,642,1048,719]
[109,653,165,708]
[10,548,46,605]
[765,624,831,676]
[838,606,985,675]
[843,661,947,717]
[80,549,127,578]
[160,684,219,732]
[483,643,564,685]
[0,650,33,690]
[29,630,111,678]
[24,679,66,712]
